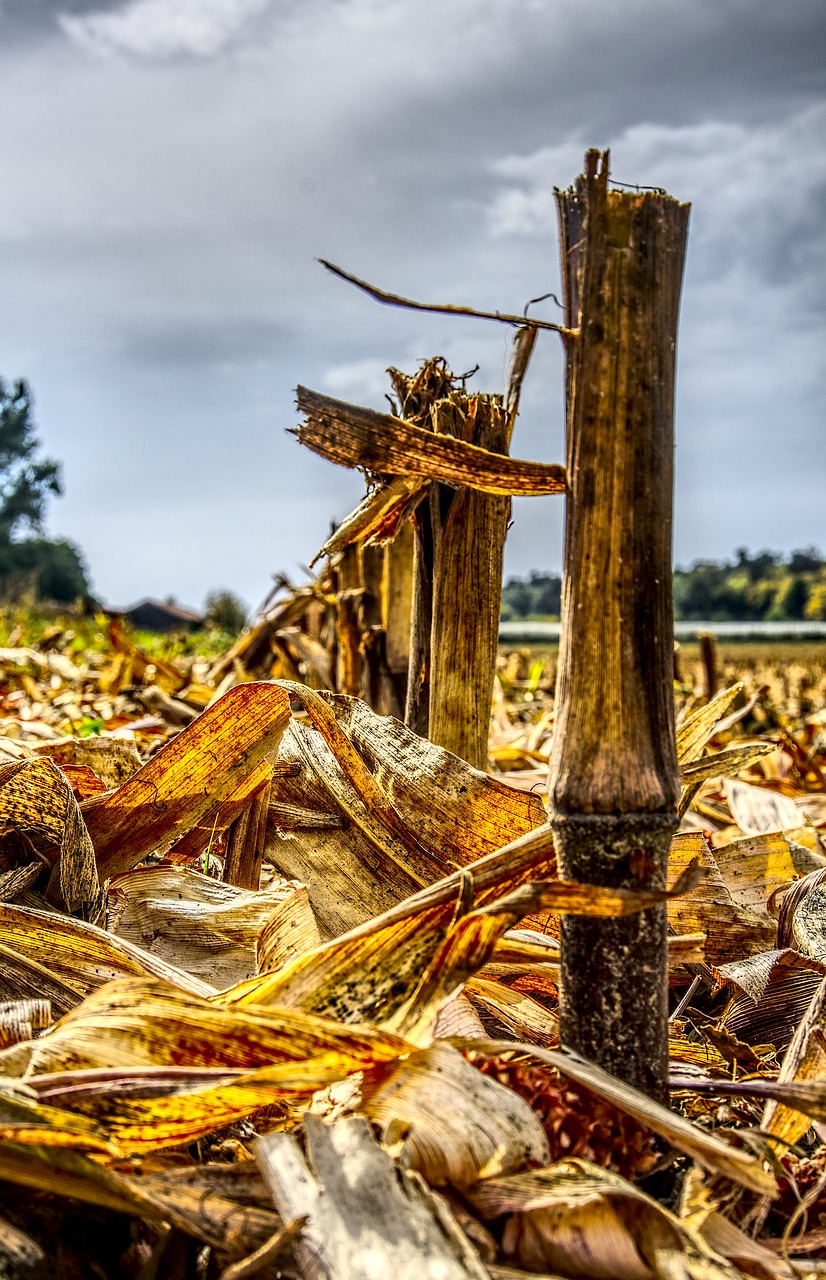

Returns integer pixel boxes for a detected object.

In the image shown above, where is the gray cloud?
[0,0,823,605]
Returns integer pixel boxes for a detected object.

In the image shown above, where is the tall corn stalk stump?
[548,150,690,1102]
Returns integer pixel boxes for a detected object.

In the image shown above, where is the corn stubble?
[0,602,822,1277]
[0,182,825,1277]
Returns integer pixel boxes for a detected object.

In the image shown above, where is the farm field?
[0,609,824,1274]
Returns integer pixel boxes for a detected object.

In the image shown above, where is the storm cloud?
[0,0,823,606]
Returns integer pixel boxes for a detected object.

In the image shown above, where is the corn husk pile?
[0,607,823,1279]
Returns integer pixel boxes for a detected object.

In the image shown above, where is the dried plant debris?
[0,587,823,1276]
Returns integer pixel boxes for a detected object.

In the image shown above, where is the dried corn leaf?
[387,872,703,1045]
[679,741,774,785]
[464,976,558,1047]
[715,948,826,1048]
[108,865,312,988]
[163,758,274,865]
[777,867,826,962]
[670,1074,826,1126]
[711,832,825,915]
[667,1035,729,1073]
[466,1159,744,1279]
[0,998,50,1047]
[225,825,557,1022]
[277,627,334,688]
[0,861,42,902]
[724,779,802,836]
[85,682,292,879]
[0,940,88,1021]
[266,685,546,934]
[0,1140,278,1254]
[0,901,214,1011]
[33,736,143,790]
[676,686,744,765]
[679,1167,796,1280]
[362,1043,549,1186]
[491,930,559,966]
[0,757,102,920]
[107,619,185,693]
[310,475,426,564]
[256,884,321,972]
[668,833,776,964]
[763,973,826,1146]
[295,386,566,496]
[0,976,408,1079]
[12,1057,369,1153]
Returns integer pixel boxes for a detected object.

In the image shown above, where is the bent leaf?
[362,1043,549,1186]
[85,682,292,879]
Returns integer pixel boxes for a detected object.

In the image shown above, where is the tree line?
[503,547,826,622]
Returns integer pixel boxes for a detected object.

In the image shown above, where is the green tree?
[204,589,247,635]
[0,379,61,541]
[0,378,91,602]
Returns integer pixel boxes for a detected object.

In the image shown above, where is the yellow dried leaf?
[85,682,291,879]
[108,865,312,988]
[467,1160,745,1279]
[362,1044,549,1186]
[0,901,214,1011]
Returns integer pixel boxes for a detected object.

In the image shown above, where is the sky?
[0,0,823,611]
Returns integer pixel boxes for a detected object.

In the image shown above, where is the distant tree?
[806,579,826,622]
[0,378,91,603]
[204,589,247,635]
[0,538,89,604]
[790,546,824,575]
[0,379,62,541]
[501,572,562,619]
[770,575,809,621]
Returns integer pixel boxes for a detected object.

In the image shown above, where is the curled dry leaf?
[108,865,315,988]
[362,1043,550,1187]
[265,683,546,935]
[255,882,321,972]
[0,756,102,920]
[714,948,826,1051]
[776,866,826,960]
[466,1159,745,1280]
[668,833,776,964]
[464,976,559,1048]
[0,901,214,1014]
[84,682,292,880]
[763,972,826,1147]
[710,832,825,917]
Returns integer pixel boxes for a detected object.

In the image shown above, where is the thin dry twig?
[319,259,577,338]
